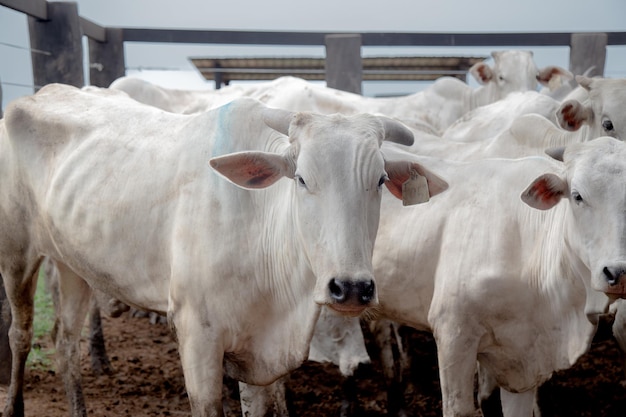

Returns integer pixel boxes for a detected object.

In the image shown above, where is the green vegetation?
[27,269,56,370]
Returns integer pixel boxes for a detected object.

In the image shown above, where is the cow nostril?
[329,278,346,302]
[604,266,618,286]
[358,280,375,304]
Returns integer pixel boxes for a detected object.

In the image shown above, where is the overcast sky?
[2,0,626,109]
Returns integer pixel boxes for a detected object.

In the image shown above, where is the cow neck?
[526,200,607,317]
[466,86,479,113]
[521,201,604,367]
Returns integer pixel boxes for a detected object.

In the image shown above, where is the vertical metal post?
[214,62,223,89]
[325,34,362,94]
[88,27,125,87]
[569,32,607,77]
[28,1,84,90]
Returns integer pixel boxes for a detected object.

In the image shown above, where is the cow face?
[556,76,626,141]
[210,107,447,317]
[287,113,388,315]
[470,50,539,100]
[522,137,626,298]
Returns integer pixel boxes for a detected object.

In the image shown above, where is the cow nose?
[603,266,626,286]
[328,278,376,305]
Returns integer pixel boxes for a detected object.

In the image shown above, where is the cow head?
[521,137,626,299]
[556,76,626,141]
[210,107,447,316]
[470,50,539,101]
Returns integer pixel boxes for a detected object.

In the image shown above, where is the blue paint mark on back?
[210,101,236,158]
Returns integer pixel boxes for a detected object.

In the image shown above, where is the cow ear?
[556,99,593,132]
[469,62,493,85]
[209,151,292,189]
[383,160,448,204]
[536,66,573,87]
[521,173,567,210]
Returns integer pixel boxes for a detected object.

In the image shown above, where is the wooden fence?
[3,0,626,93]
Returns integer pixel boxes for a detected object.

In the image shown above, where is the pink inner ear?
[384,162,414,200]
[244,164,278,187]
[476,64,493,83]
[558,102,583,131]
[534,178,562,206]
[478,67,488,81]
[384,177,404,200]
[537,67,556,84]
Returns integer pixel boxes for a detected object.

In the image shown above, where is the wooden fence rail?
[3,0,626,91]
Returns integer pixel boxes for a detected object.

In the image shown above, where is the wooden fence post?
[28,1,84,90]
[569,32,607,77]
[325,34,362,94]
[88,28,125,87]
[0,278,11,385]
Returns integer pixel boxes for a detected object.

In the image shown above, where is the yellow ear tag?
[402,169,430,206]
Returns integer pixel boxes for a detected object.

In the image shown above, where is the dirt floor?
[2,311,626,417]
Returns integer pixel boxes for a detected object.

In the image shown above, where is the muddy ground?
[2,311,626,416]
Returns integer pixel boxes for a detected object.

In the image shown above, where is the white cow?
[539,66,597,102]
[111,50,570,135]
[467,50,572,106]
[0,84,448,417]
[107,54,571,414]
[440,75,625,145]
[109,78,374,416]
[556,76,626,139]
[109,76,253,114]
[346,74,626,417]
[384,74,626,415]
[441,90,561,143]
[375,139,626,416]
[251,50,570,134]
[407,76,626,161]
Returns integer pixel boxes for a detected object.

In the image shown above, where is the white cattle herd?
[1,50,626,417]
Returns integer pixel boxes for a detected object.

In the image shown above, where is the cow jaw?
[326,302,370,317]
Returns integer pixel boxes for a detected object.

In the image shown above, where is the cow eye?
[295,175,306,188]
[378,175,388,188]
[572,191,584,204]
[602,119,614,132]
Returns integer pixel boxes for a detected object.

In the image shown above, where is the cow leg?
[338,372,358,417]
[477,362,501,416]
[53,262,93,417]
[42,257,112,376]
[41,257,61,342]
[239,377,290,417]
[2,257,42,417]
[434,325,481,417]
[171,308,225,417]
[611,300,626,386]
[499,388,538,417]
[368,319,410,417]
[87,300,113,375]
[0,278,12,385]
[42,257,91,416]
